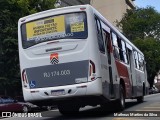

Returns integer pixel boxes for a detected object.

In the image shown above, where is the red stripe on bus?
[115,60,132,98]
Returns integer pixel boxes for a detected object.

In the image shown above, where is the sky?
[134,0,160,12]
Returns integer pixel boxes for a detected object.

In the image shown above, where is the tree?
[117,7,160,41]
[0,0,57,96]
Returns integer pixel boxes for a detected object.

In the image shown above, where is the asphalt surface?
[2,93,160,120]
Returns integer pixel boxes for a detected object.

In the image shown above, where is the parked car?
[14,96,40,112]
[15,96,56,111]
[0,96,39,113]
[149,86,159,94]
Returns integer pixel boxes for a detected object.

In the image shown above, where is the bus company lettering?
[43,70,70,78]
[29,33,74,42]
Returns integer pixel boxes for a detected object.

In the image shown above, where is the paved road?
[2,93,160,120]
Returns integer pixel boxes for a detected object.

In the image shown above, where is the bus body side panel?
[109,51,120,99]
[93,5,147,101]
[115,60,132,98]
[128,46,146,98]
[85,7,103,96]
[135,70,145,96]
[102,41,121,99]
[88,9,122,101]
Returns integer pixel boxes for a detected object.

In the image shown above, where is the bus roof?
[19,4,91,22]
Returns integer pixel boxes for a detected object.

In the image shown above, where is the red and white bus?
[18,5,148,114]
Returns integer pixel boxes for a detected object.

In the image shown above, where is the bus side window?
[117,37,124,62]
[102,30,110,51]
[121,40,128,64]
[102,29,107,49]
[112,32,120,59]
[95,17,105,53]
[138,53,144,71]
[102,29,112,63]
[134,51,139,69]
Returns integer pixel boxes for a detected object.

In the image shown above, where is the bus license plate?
[51,90,65,96]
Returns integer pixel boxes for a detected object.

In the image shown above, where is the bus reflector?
[30,90,39,93]
[77,85,87,88]
[80,7,86,10]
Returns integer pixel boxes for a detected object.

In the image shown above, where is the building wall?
[90,0,135,26]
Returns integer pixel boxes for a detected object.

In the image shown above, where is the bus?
[18,5,148,114]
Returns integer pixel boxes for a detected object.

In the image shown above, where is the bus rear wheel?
[115,84,125,111]
[58,104,80,116]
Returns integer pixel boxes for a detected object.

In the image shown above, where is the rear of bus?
[18,5,103,107]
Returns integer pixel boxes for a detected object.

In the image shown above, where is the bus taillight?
[89,60,96,81]
[90,60,95,73]
[22,70,28,84]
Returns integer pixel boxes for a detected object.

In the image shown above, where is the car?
[15,96,56,112]
[14,96,40,112]
[0,96,24,112]
[0,96,39,113]
[149,86,159,94]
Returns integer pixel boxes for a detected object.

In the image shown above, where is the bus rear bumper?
[23,78,103,102]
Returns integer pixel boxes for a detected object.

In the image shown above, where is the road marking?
[112,118,146,120]
[135,102,160,111]
[143,107,160,108]
[145,93,160,98]
[51,109,59,111]
[136,109,160,111]
[112,118,129,120]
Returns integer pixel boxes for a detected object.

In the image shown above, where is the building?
[56,0,135,25]
[91,0,135,25]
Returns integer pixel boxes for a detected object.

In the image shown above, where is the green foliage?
[117,7,160,41]
[0,0,56,95]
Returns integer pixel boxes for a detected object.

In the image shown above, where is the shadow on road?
[43,100,146,119]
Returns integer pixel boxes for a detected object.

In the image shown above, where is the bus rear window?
[21,12,88,49]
